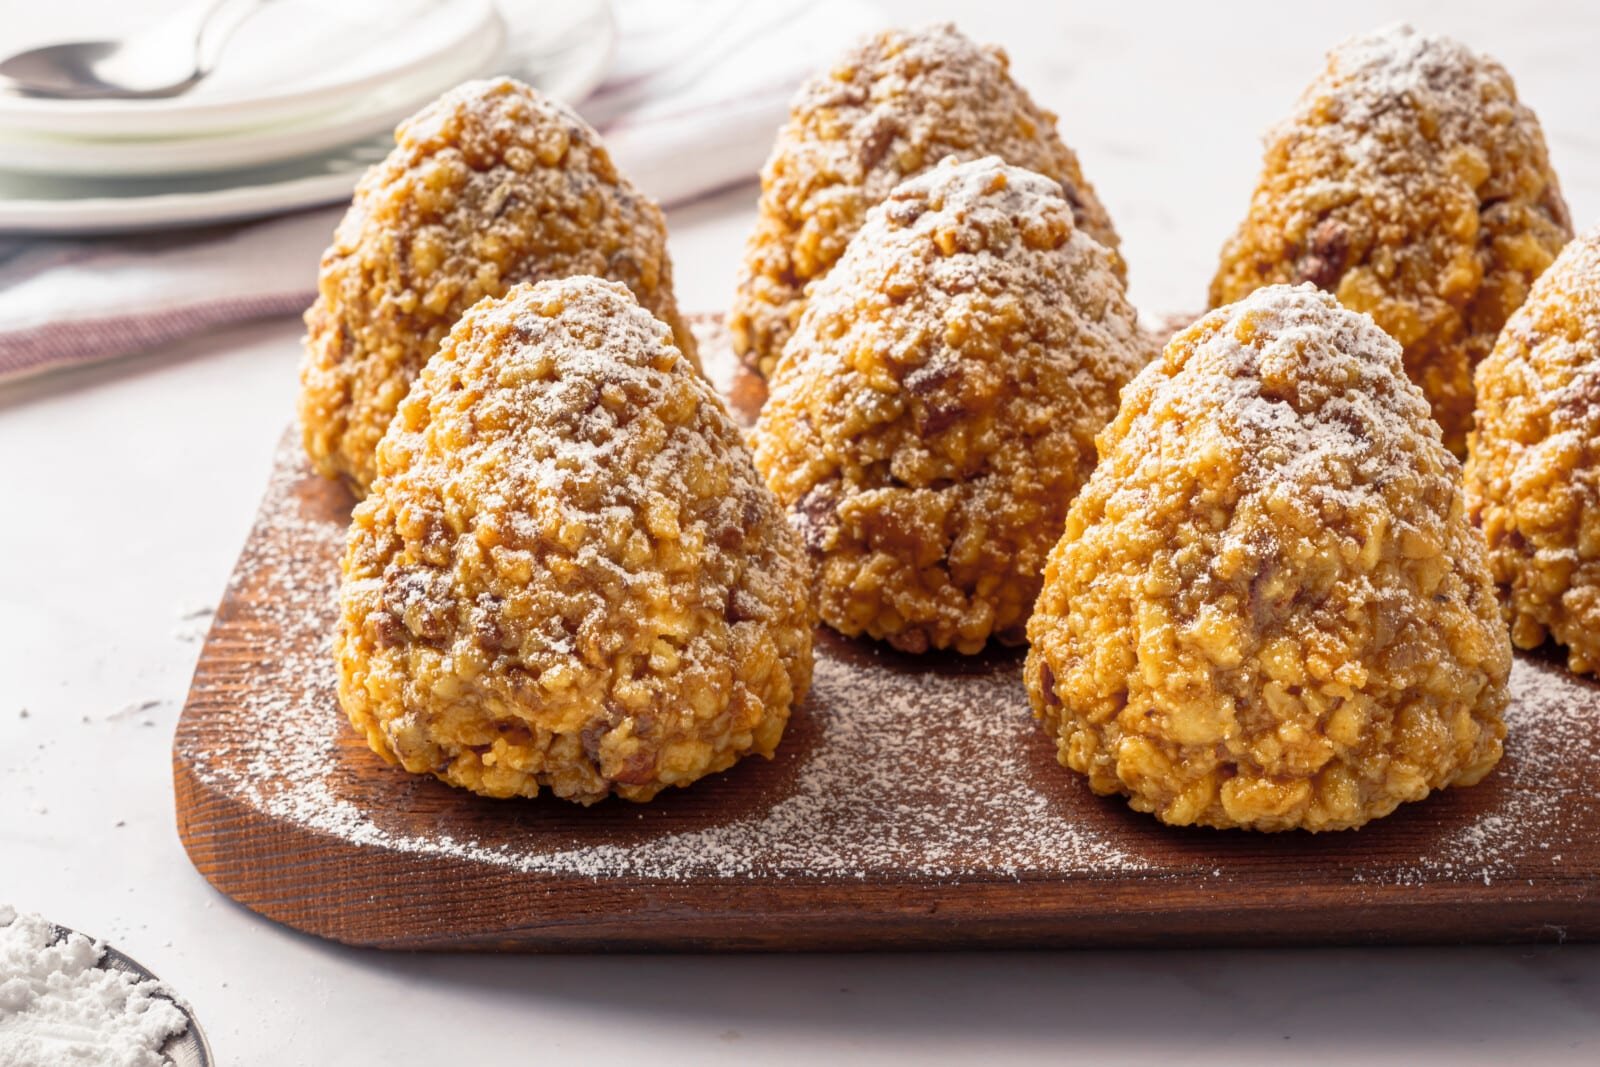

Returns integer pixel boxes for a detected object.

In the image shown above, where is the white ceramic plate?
[0,0,616,235]
[0,14,505,176]
[0,0,499,138]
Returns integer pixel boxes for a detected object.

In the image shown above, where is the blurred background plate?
[0,141,392,235]
[0,0,499,138]
[0,0,616,234]
[0,13,504,176]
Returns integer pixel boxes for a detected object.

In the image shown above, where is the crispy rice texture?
[1026,284,1509,831]
[1467,226,1600,674]
[1210,24,1570,456]
[729,22,1121,377]
[301,78,696,495]
[754,157,1148,655]
[336,278,813,804]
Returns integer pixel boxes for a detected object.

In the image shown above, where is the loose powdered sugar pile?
[0,906,187,1067]
[183,321,1597,889]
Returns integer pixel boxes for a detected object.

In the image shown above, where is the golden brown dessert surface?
[1026,284,1509,831]
[335,278,813,804]
[1210,24,1571,455]
[1467,227,1600,673]
[729,22,1121,378]
[300,77,696,495]
[754,157,1147,655]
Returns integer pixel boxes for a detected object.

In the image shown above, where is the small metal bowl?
[53,926,214,1067]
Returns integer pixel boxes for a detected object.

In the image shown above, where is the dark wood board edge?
[173,739,1597,951]
[170,327,1600,953]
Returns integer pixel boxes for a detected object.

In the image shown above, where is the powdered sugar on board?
[179,317,1599,907]
[196,437,1144,881]
[1413,656,1598,885]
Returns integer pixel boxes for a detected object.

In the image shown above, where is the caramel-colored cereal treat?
[1210,25,1571,455]
[300,78,697,495]
[754,157,1147,655]
[1026,284,1509,831]
[1467,226,1600,673]
[336,278,813,804]
[729,23,1121,378]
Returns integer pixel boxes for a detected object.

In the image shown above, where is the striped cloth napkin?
[0,0,882,384]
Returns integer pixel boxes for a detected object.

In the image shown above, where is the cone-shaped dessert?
[301,78,696,495]
[336,278,813,804]
[729,22,1121,378]
[1467,225,1600,673]
[1027,284,1509,831]
[754,157,1147,655]
[1210,24,1571,456]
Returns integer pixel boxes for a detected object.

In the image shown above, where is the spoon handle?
[194,0,274,77]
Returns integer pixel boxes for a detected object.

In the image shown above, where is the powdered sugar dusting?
[197,429,1142,878]
[729,22,1122,373]
[180,319,1599,897]
[1418,656,1598,882]
[1291,23,1505,169]
[1157,284,1442,499]
[1506,223,1600,412]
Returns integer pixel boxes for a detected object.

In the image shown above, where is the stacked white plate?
[0,0,615,234]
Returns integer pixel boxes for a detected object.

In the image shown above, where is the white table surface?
[3,1,1598,1063]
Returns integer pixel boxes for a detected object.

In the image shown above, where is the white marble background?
[2,1,1597,1063]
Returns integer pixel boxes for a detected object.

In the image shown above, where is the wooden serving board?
[173,318,1600,951]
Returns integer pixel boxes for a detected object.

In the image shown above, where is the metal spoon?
[0,0,270,100]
